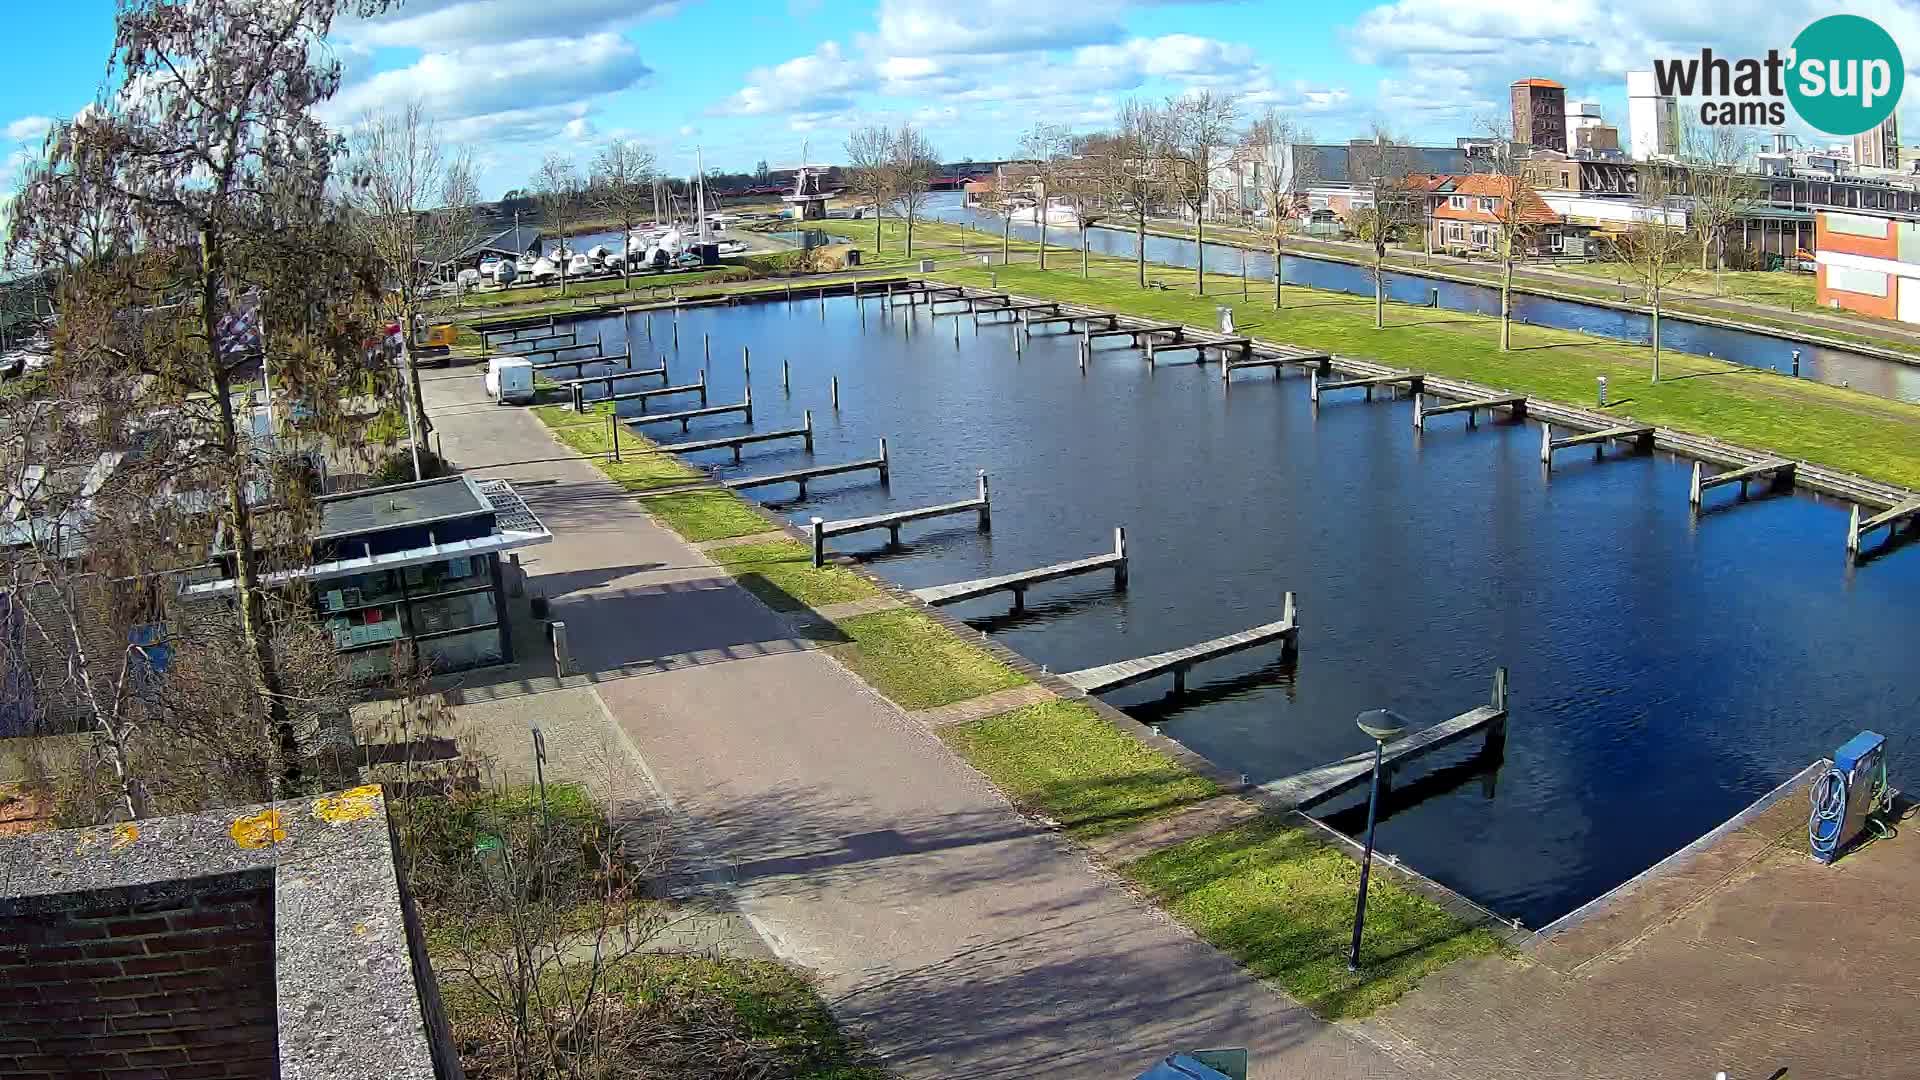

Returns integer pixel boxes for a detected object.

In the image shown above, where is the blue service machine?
[1808,731,1890,864]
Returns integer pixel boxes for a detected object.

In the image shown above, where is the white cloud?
[344,0,679,49]
[323,33,651,136]
[718,42,869,116]
[871,0,1124,57]
[5,116,51,143]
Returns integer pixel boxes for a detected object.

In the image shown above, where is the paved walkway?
[423,368,1413,1079]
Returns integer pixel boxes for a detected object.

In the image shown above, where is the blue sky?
[5,1,1919,199]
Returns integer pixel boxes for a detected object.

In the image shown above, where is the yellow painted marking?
[110,823,139,851]
[312,784,383,825]
[231,808,287,849]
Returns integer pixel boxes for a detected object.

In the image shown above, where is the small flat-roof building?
[184,475,551,680]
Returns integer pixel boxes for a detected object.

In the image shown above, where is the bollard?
[877,437,890,483]
[977,470,992,531]
[1597,375,1608,407]
[743,345,750,380]
[811,517,826,567]
[571,383,584,413]
[508,553,524,598]
[552,620,571,677]
[608,413,622,462]
[1412,391,1425,430]
[782,357,790,392]
[1792,349,1802,377]
[803,409,814,452]
[1113,526,1128,589]
[831,375,840,410]
[744,383,754,423]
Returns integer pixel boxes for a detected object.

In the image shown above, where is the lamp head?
[1356,708,1410,743]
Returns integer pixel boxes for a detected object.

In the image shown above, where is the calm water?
[552,298,1920,928]
[920,194,1920,405]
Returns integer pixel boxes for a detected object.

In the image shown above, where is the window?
[1448,196,1466,210]
[1471,226,1490,247]
[1479,197,1495,213]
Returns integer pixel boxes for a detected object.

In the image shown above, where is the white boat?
[528,257,560,282]
[716,239,747,256]
[1008,197,1080,229]
[587,245,613,269]
[515,253,539,274]
[566,253,593,276]
[639,227,686,270]
[489,260,518,286]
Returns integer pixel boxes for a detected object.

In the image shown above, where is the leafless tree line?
[842,123,942,256]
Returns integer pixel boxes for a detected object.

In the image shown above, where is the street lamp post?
[1348,708,1409,972]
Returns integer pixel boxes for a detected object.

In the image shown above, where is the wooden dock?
[810,471,992,565]
[1690,459,1795,507]
[624,395,750,433]
[975,300,1061,322]
[1412,391,1528,430]
[884,283,965,306]
[1025,312,1117,333]
[1310,370,1423,403]
[1540,423,1656,466]
[530,349,632,377]
[513,338,606,362]
[1061,595,1298,696]
[913,527,1128,611]
[1221,346,1333,381]
[1086,323,1184,347]
[1150,337,1252,365]
[646,411,813,464]
[563,364,667,410]
[1258,668,1510,811]
[601,372,708,411]
[725,439,888,497]
[1848,496,1920,556]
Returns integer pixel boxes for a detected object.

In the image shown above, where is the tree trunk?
[1002,214,1010,265]
[1082,228,1090,278]
[1650,294,1662,382]
[1374,247,1385,329]
[399,301,432,445]
[1136,208,1146,288]
[1500,248,1513,351]
[905,213,914,258]
[1038,190,1048,271]
[874,196,883,252]
[1195,205,1206,295]
[1273,230,1284,309]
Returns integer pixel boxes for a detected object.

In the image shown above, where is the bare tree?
[1018,123,1073,271]
[1348,126,1422,329]
[1614,167,1693,382]
[344,101,445,452]
[1160,91,1239,294]
[437,150,484,307]
[1063,134,1115,279]
[6,0,395,797]
[886,124,939,258]
[1682,122,1758,281]
[1086,100,1164,289]
[1242,110,1316,309]
[1471,117,1546,350]
[844,125,893,253]
[590,139,657,292]
[533,154,582,297]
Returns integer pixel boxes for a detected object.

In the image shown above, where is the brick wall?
[0,877,278,1080]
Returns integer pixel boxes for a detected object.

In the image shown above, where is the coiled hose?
[1808,767,1848,860]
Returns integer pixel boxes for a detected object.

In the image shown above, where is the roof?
[456,225,544,262]
[1513,78,1565,89]
[315,475,488,542]
[1433,174,1563,225]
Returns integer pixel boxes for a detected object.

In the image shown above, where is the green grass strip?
[1123,817,1505,1019]
[941,699,1221,837]
[710,540,878,611]
[829,608,1027,710]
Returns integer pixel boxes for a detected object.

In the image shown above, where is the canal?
[561,296,1920,930]
[919,194,1920,405]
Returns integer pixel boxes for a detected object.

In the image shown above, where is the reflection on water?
[546,294,1920,929]
[918,192,1920,405]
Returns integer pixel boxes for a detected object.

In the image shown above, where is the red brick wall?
[0,883,278,1080]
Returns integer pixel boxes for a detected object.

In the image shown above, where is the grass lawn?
[531,404,773,542]
[829,608,1028,710]
[1124,817,1507,1019]
[933,260,1920,490]
[940,700,1221,837]
[709,540,878,611]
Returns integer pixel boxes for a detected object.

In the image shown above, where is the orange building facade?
[1813,210,1920,323]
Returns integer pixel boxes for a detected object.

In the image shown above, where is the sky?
[3,0,1920,200]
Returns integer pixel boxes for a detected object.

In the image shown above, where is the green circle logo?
[1788,15,1904,136]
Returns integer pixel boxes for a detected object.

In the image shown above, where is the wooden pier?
[810,471,992,566]
[624,396,750,433]
[1412,391,1528,430]
[501,332,591,355]
[563,364,668,410]
[1061,595,1298,696]
[478,316,560,346]
[1025,312,1117,333]
[1258,668,1510,811]
[1690,459,1795,507]
[1310,370,1423,403]
[1221,346,1333,381]
[975,300,1061,322]
[884,283,965,307]
[1848,496,1920,557]
[1540,423,1656,467]
[1151,337,1252,365]
[602,372,708,411]
[913,527,1128,611]
[647,411,813,464]
[1085,323,1185,347]
[530,349,633,379]
[725,439,888,497]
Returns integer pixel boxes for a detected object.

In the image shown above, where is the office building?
[1511,78,1567,153]
[1627,70,1679,160]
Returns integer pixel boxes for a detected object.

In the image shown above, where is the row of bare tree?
[843,123,942,257]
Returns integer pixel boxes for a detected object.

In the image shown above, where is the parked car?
[484,355,535,405]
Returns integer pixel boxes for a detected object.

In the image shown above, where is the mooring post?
[744,383,754,424]
[742,345,750,380]
[877,437,890,483]
[1282,591,1300,660]
[699,367,708,405]
[1412,392,1424,430]
[1847,504,1862,556]
[1172,667,1187,696]
[1539,423,1553,466]
[781,358,790,393]
[954,316,960,346]
[1689,462,1704,507]
[1078,341,1088,373]
[811,517,826,567]
[1146,341,1156,366]
[1113,526,1128,589]
[673,319,679,348]
[703,333,710,370]
[803,409,814,452]
[977,470,992,531]
[831,375,840,411]
[552,620,571,677]
[571,383,584,412]
[1309,369,1320,404]
[610,413,622,463]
